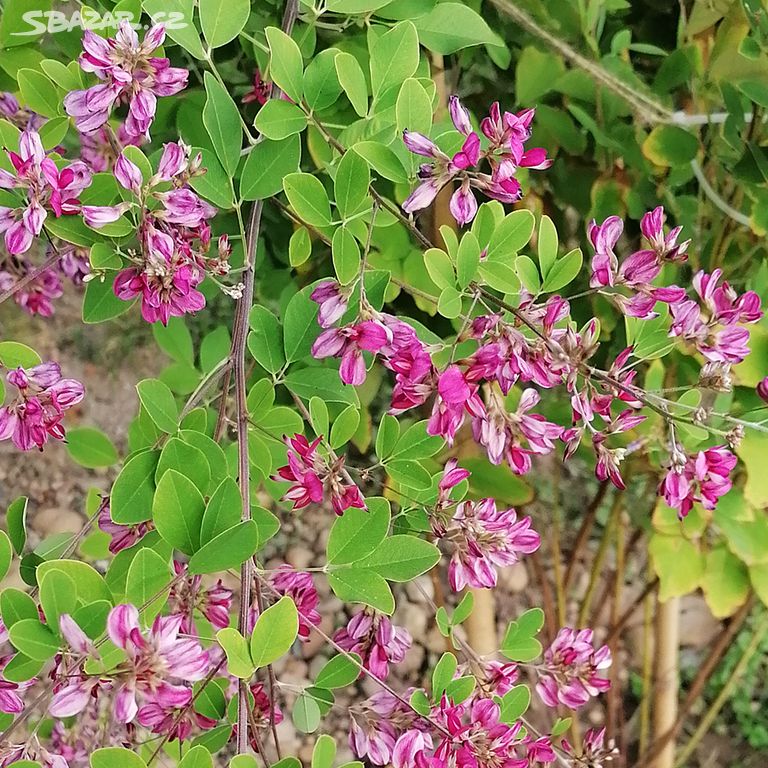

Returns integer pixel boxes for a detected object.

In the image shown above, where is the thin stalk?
[638,578,654,759]
[563,482,608,593]
[650,596,680,768]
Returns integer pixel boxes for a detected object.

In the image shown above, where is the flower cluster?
[402,97,552,225]
[85,141,224,324]
[0,130,91,255]
[334,610,412,679]
[65,22,187,138]
[0,362,84,451]
[536,628,612,709]
[274,433,366,515]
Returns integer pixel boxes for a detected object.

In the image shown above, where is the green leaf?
[541,248,583,292]
[189,520,261,574]
[240,136,301,200]
[39,569,76,628]
[376,414,400,460]
[515,255,540,294]
[8,619,59,661]
[391,420,442,460]
[356,535,440,581]
[143,0,205,59]
[199,0,249,48]
[179,746,214,768]
[478,259,521,294]
[6,496,29,555]
[437,286,463,318]
[353,141,407,183]
[501,608,545,662]
[110,449,159,524]
[486,210,535,261]
[386,459,433,490]
[17,68,60,117]
[396,77,433,135]
[293,692,321,733]
[136,378,179,434]
[0,341,40,369]
[202,477,242,542]
[0,530,11,582]
[332,227,361,285]
[266,26,304,102]
[126,548,171,622]
[315,653,362,688]
[153,470,206,554]
[537,215,558,278]
[303,49,343,112]
[327,500,390,565]
[283,290,319,362]
[83,278,133,324]
[153,318,194,365]
[248,306,285,374]
[643,125,699,166]
[432,652,458,697]
[1,588,37,628]
[203,72,243,174]
[91,748,147,768]
[284,172,332,226]
[515,47,565,104]
[328,568,395,614]
[65,427,118,468]
[335,52,368,117]
[499,685,531,723]
[424,248,455,290]
[456,232,480,290]
[701,545,750,618]
[369,21,419,100]
[335,150,370,219]
[250,595,299,668]
[285,368,359,405]
[217,627,255,679]
[254,100,308,140]
[649,533,705,601]
[312,734,337,768]
[414,3,497,53]
[330,405,360,448]
[188,147,234,209]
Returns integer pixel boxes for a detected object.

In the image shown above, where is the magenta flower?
[64,22,187,138]
[97,496,151,553]
[471,388,563,474]
[350,691,405,765]
[79,123,143,172]
[757,376,768,404]
[334,611,412,680]
[0,130,91,255]
[563,727,619,766]
[137,686,216,742]
[669,268,762,363]
[660,444,736,519]
[0,680,23,715]
[243,69,273,105]
[588,210,686,319]
[168,561,233,634]
[0,261,62,317]
[312,320,392,385]
[311,280,350,328]
[441,498,540,591]
[402,97,551,225]
[269,566,321,640]
[427,365,485,445]
[274,433,366,515]
[536,628,611,709]
[0,362,84,451]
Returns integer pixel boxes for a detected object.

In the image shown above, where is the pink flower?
[0,680,23,715]
[274,433,365,516]
[563,727,619,766]
[402,98,550,225]
[312,320,391,386]
[0,362,84,451]
[97,496,151,553]
[334,611,411,680]
[311,280,350,328]
[0,130,91,254]
[269,566,321,640]
[660,444,736,519]
[137,686,216,741]
[65,22,187,138]
[442,498,540,591]
[757,376,768,404]
[79,123,143,172]
[167,561,233,634]
[243,69,273,105]
[427,365,484,445]
[0,262,63,317]
[536,628,611,709]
